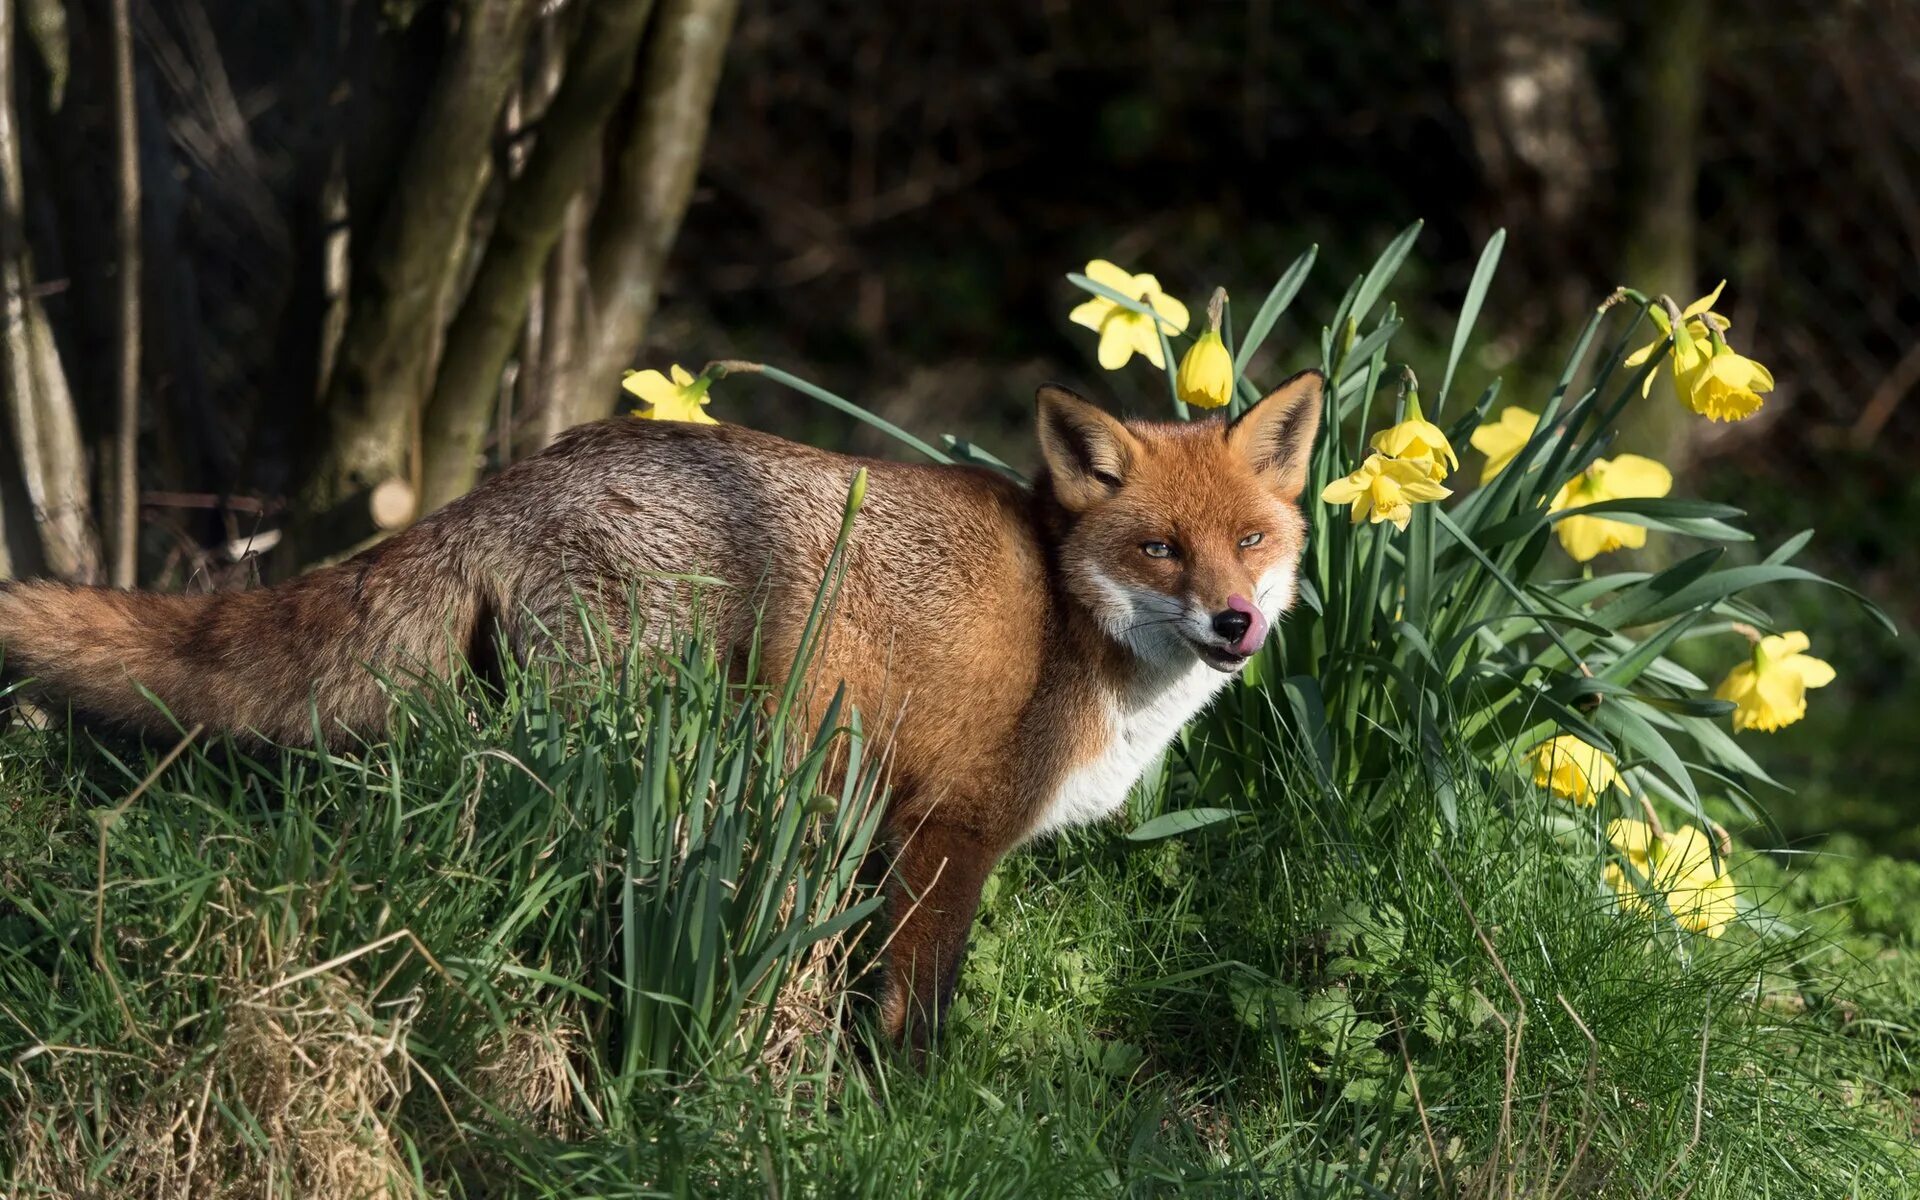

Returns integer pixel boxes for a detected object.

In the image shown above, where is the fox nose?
[1211,594,1269,656]
[1211,609,1252,643]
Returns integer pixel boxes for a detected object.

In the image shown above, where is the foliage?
[0,616,885,1194]
[4,231,1916,1195]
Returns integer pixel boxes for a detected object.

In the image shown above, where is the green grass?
[1,640,1914,1197]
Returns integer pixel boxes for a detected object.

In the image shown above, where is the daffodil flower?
[624,364,717,424]
[1550,453,1672,562]
[1176,329,1234,409]
[1529,734,1622,806]
[1624,281,1727,398]
[1604,820,1736,938]
[1714,631,1835,732]
[1319,453,1450,532]
[1069,260,1191,370]
[1370,417,1458,482]
[1685,338,1774,423]
[1467,406,1540,484]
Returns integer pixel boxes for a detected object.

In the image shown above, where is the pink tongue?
[1227,594,1268,655]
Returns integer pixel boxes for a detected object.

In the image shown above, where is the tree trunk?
[417,0,659,512]
[537,192,591,447]
[0,0,99,583]
[578,0,741,408]
[285,0,537,568]
[1617,0,1706,466]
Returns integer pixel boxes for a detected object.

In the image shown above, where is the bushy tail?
[0,545,493,745]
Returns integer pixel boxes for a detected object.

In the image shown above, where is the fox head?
[1036,370,1323,672]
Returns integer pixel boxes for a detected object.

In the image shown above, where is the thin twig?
[108,0,142,587]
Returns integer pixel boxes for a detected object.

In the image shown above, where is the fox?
[0,369,1322,1050]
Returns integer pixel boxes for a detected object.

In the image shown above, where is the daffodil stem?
[1637,793,1666,841]
[737,362,954,464]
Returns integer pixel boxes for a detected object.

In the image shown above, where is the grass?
[1,635,1915,1198]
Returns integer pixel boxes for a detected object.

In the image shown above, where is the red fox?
[0,371,1322,1048]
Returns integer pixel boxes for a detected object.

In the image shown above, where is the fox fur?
[0,372,1323,1049]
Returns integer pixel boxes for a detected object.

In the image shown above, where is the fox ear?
[1036,385,1140,511]
[1228,369,1323,499]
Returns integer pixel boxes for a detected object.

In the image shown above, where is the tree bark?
[1618,0,1707,466]
[285,0,537,567]
[578,0,740,409]
[537,192,590,447]
[108,0,141,587]
[0,0,99,583]
[417,0,660,512]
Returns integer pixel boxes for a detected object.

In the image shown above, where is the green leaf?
[1235,245,1318,374]
[1126,807,1239,841]
[757,365,952,464]
[1549,498,1751,542]
[1437,228,1505,412]
[1349,221,1423,328]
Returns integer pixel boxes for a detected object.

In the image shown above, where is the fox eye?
[1141,541,1176,560]
[1239,532,1264,548]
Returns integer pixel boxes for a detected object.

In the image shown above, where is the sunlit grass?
[0,638,1913,1197]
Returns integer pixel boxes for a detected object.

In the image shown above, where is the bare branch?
[0,0,100,583]
[109,0,142,587]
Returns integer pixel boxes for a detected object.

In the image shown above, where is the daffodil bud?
[1175,330,1234,409]
[845,467,869,517]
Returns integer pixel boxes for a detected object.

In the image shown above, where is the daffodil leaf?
[1350,220,1423,329]
[757,365,952,464]
[1064,272,1159,318]
[1548,499,1751,543]
[1626,564,1893,634]
[1296,576,1324,615]
[1463,509,1550,551]
[942,435,1026,482]
[1598,609,1704,688]
[1337,317,1402,382]
[1591,699,1699,807]
[1678,714,1782,790]
[1764,529,1815,566]
[1282,675,1336,797]
[1235,245,1318,374]
[1588,549,1725,628]
[1125,807,1239,842]
[1632,694,1736,718]
[1437,610,1613,665]
[1438,227,1505,413]
[1540,572,1651,608]
[1392,621,1439,672]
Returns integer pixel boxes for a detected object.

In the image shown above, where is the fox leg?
[877,820,997,1057]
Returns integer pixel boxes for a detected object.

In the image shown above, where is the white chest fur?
[1027,659,1231,839]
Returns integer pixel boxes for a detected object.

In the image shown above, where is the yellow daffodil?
[1605,821,1736,938]
[1550,454,1672,562]
[1069,259,1191,370]
[1714,631,1835,732]
[1370,417,1459,482]
[1176,329,1234,409]
[623,364,717,424]
[1601,818,1657,914]
[1469,406,1540,484]
[1685,339,1774,423]
[1319,453,1450,532]
[1529,735,1622,806]
[1624,281,1726,398]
